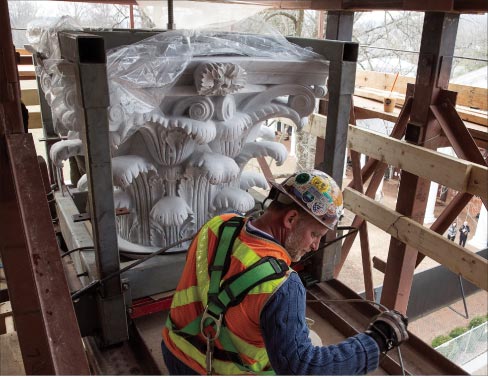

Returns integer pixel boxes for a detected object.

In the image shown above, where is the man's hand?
[365,310,409,353]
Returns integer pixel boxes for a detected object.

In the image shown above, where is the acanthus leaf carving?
[112,155,157,188]
[235,141,288,168]
[212,187,255,214]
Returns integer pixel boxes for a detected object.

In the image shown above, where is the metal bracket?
[72,207,130,222]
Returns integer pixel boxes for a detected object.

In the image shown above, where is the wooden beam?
[305,113,329,138]
[307,115,487,200]
[372,257,387,273]
[354,87,487,126]
[343,188,488,291]
[350,96,486,147]
[355,70,488,111]
[347,125,488,200]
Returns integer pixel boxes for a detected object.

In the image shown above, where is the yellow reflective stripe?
[195,225,212,306]
[171,286,200,309]
[232,243,286,295]
[168,331,247,375]
[226,330,271,371]
[233,242,261,266]
[194,215,229,305]
[247,276,285,295]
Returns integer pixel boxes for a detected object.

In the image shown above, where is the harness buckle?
[201,306,222,376]
[200,306,223,341]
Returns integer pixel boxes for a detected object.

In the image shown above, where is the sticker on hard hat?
[281,170,344,226]
[311,176,330,195]
[311,201,327,216]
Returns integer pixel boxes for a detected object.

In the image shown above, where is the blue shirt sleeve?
[260,272,380,375]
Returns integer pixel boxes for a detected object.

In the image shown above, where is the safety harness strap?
[167,257,288,335]
[208,217,245,299]
[207,256,288,317]
[168,216,288,374]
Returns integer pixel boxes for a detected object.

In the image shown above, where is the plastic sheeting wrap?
[27,16,327,145]
[105,19,326,147]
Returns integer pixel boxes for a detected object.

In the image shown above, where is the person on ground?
[459,221,470,247]
[162,169,409,375]
[447,222,457,242]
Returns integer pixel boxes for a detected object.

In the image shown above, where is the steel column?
[295,14,356,282]
[286,36,358,281]
[316,14,355,282]
[325,11,354,42]
[35,73,58,185]
[317,12,356,187]
[381,12,460,312]
[58,31,127,345]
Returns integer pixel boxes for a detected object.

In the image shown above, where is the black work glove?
[365,310,409,353]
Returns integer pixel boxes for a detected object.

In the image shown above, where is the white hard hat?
[269,169,343,230]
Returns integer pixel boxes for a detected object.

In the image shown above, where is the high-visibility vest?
[163,214,292,375]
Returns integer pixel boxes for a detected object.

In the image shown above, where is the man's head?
[266,170,343,261]
[464,221,468,226]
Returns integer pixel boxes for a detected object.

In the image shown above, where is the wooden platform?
[0,302,25,376]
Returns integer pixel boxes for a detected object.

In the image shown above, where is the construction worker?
[162,169,408,375]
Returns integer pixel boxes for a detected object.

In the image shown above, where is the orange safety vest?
[162,214,292,375]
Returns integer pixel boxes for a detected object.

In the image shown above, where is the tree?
[8,1,40,48]
[452,14,488,79]
[352,11,424,76]
[260,9,318,38]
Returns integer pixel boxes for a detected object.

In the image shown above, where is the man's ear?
[283,209,299,230]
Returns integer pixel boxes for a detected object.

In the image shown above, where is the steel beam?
[58,31,127,346]
[2,134,90,375]
[307,280,468,375]
[1,2,90,373]
[381,12,460,312]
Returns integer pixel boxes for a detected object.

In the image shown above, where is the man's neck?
[252,213,286,245]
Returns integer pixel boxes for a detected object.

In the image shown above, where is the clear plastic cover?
[107,17,323,91]
[26,16,83,60]
[28,15,327,145]
[106,17,325,123]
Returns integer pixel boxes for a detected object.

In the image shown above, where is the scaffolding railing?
[435,322,488,368]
